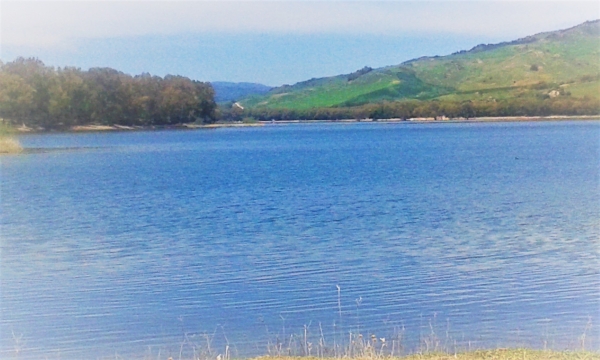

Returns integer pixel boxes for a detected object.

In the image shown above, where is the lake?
[1,120,599,359]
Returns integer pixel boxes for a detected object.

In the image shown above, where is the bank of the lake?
[10,122,265,134]
[7,115,600,134]
[262,115,600,125]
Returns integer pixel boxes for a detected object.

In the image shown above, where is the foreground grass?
[0,121,23,154]
[0,136,22,154]
[253,349,600,360]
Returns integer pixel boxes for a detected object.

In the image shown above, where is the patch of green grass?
[243,69,451,110]
[0,121,17,136]
[564,80,600,98]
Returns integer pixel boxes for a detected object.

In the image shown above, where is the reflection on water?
[1,121,599,359]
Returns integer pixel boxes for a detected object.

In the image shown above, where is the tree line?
[1,57,598,128]
[0,57,217,129]
[223,96,599,122]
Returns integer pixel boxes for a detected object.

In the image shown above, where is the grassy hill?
[240,20,600,112]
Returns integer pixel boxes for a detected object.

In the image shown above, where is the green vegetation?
[0,58,217,130]
[241,68,452,111]
[2,21,599,128]
[235,20,600,120]
[0,121,22,154]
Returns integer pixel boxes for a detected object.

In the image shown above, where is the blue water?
[1,121,599,359]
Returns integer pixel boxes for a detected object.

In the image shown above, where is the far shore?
[9,115,600,134]
[13,122,267,134]
[268,114,600,125]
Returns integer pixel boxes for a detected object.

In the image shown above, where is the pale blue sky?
[1,1,598,86]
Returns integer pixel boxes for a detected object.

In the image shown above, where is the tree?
[0,72,35,124]
[459,101,476,119]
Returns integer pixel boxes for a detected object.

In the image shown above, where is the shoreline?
[268,114,600,125]
[11,115,600,134]
[14,122,267,134]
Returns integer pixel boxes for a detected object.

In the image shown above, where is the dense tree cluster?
[0,58,217,129]
[223,96,600,122]
[347,66,373,82]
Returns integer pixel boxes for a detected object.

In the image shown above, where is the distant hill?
[240,20,600,112]
[211,81,272,103]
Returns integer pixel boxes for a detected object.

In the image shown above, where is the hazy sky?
[1,1,598,85]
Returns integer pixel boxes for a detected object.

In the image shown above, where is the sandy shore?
[184,122,265,129]
[40,122,265,133]
[71,124,139,131]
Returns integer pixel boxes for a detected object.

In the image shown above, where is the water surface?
[1,121,599,359]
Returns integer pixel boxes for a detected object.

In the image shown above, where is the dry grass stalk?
[255,349,600,360]
[0,136,22,154]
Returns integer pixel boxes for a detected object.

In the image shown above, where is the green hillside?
[240,20,600,112]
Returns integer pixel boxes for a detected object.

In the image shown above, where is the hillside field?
[239,20,600,114]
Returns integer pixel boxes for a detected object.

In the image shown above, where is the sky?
[1,1,599,86]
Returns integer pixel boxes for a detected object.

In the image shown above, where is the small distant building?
[548,90,560,98]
